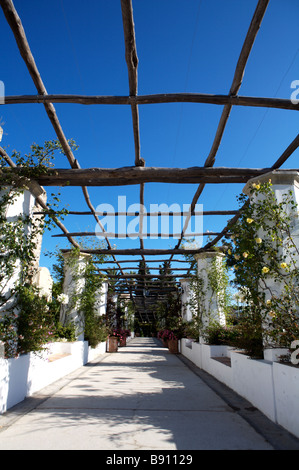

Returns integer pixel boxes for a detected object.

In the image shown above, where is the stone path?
[1,337,299,450]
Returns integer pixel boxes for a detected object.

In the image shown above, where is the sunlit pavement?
[1,337,299,450]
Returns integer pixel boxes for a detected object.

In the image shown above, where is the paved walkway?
[1,337,299,450]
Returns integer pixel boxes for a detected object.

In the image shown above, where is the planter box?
[87,341,106,361]
[107,336,118,352]
[0,340,107,414]
[201,344,233,389]
[179,338,299,439]
[168,339,179,354]
[180,339,202,368]
[231,351,276,421]
[273,361,299,438]
[263,348,289,362]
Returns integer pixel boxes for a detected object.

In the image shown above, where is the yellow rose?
[255,237,262,244]
[280,262,287,269]
[266,299,271,305]
[234,254,240,260]
[246,218,254,224]
[243,252,249,258]
[262,266,269,274]
[228,249,231,255]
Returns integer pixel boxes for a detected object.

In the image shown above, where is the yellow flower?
[266,299,271,305]
[262,266,269,274]
[246,218,254,224]
[228,249,231,255]
[243,252,249,258]
[252,183,260,190]
[269,311,276,318]
[255,237,262,244]
[280,262,287,269]
[234,254,240,260]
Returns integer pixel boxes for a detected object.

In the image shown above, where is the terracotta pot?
[168,339,179,354]
[119,337,126,347]
[107,336,118,352]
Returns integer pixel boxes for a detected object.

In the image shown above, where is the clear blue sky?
[1,0,298,276]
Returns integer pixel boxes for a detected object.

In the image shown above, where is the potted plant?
[158,329,170,347]
[167,331,179,354]
[107,329,119,352]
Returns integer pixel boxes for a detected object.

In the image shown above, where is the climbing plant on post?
[226,172,299,355]
[59,246,109,347]
[0,140,74,357]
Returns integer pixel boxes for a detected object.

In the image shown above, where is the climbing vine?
[0,140,74,357]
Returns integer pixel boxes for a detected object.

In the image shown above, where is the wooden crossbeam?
[33,210,238,217]
[94,259,190,264]
[52,231,219,239]
[6,166,284,187]
[3,93,298,111]
[104,274,189,279]
[62,248,208,255]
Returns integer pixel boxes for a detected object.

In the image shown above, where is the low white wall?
[230,350,276,421]
[180,339,299,439]
[0,340,107,414]
[273,361,299,439]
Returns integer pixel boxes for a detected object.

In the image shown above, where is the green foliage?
[16,284,56,355]
[202,321,239,346]
[54,321,77,342]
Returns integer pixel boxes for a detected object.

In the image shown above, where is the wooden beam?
[52,231,219,238]
[33,209,239,217]
[104,274,190,279]
[120,0,141,167]
[94,259,191,264]
[3,93,298,111]
[102,267,190,271]
[271,133,299,169]
[7,166,281,187]
[61,248,209,255]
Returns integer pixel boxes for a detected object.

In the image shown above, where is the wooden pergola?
[0,0,298,322]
